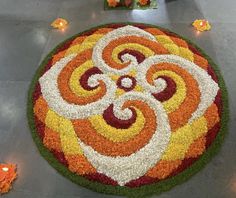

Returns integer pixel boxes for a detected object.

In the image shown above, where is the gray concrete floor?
[0,0,235,197]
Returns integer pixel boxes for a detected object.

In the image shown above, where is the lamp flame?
[192,19,211,32]
[2,167,9,172]
[51,18,68,30]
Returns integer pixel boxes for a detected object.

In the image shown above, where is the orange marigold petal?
[0,164,17,194]
[57,49,106,105]
[51,36,87,65]
[0,183,11,193]
[43,127,62,152]
[66,155,96,175]
[107,0,118,7]
[170,37,189,48]
[94,28,114,34]
[185,136,206,158]
[102,35,168,70]
[71,36,87,45]
[146,160,182,179]
[204,103,220,129]
[194,54,208,70]
[139,0,149,6]
[52,50,66,65]
[144,28,166,35]
[146,63,201,131]
[33,96,48,122]
[73,100,157,157]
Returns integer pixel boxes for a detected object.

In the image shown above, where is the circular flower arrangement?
[28,23,228,197]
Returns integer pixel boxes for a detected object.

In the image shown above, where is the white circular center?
[121,77,133,88]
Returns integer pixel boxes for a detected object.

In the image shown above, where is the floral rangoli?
[28,23,228,197]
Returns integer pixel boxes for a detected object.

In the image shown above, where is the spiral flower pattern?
[31,24,225,190]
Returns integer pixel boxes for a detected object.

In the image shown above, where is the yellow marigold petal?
[69,60,100,97]
[89,108,145,142]
[65,34,104,56]
[129,69,137,77]
[155,35,174,45]
[45,110,83,155]
[179,47,194,61]
[115,88,125,97]
[59,118,83,155]
[162,117,207,161]
[163,44,180,55]
[109,74,119,81]
[112,43,155,64]
[45,110,61,132]
[190,117,208,140]
[153,70,186,113]
[134,85,144,92]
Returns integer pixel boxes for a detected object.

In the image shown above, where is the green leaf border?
[27,22,229,198]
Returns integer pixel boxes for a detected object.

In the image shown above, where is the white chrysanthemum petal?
[92,25,156,75]
[137,54,219,122]
[39,55,117,119]
[38,25,220,186]
[79,92,171,186]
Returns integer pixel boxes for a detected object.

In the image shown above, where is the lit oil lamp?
[107,0,120,7]
[139,0,150,6]
[192,19,211,32]
[0,164,17,194]
[51,18,68,31]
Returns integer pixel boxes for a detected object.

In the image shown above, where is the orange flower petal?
[73,100,157,156]
[146,160,182,179]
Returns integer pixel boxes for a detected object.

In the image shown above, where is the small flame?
[2,167,9,172]
[51,18,68,30]
[192,19,211,32]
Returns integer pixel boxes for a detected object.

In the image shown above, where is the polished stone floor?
[0,0,236,197]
